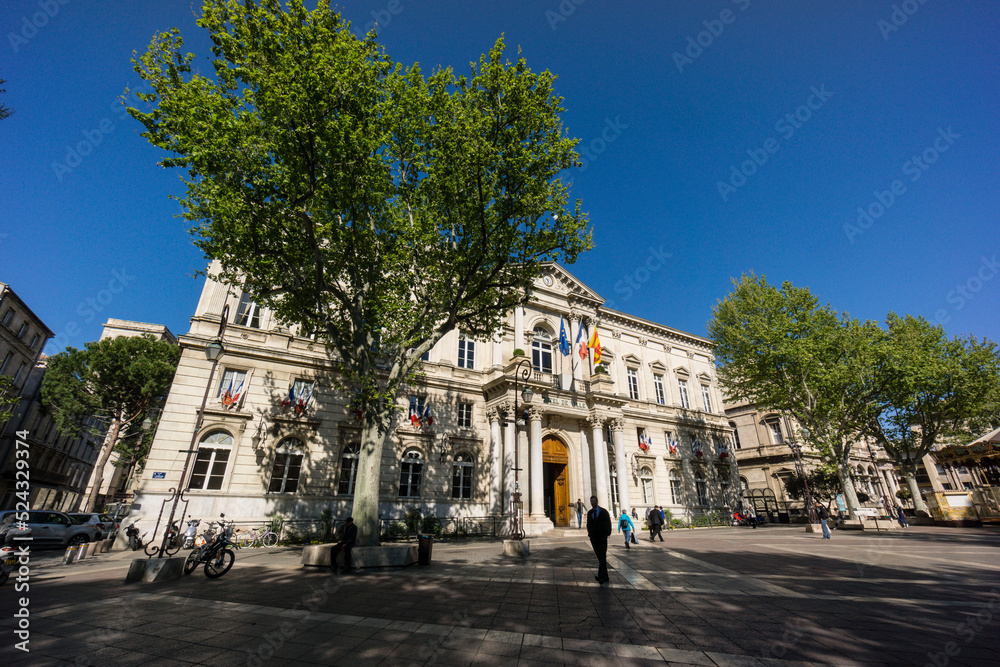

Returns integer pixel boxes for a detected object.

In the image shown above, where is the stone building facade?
[134,263,739,533]
[726,400,902,520]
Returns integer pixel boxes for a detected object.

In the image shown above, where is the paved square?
[3,525,999,665]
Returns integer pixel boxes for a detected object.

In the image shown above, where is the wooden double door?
[542,437,570,527]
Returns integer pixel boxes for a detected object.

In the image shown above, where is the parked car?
[68,513,118,540]
[0,510,98,548]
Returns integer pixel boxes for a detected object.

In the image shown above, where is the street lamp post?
[508,358,533,541]
[146,306,228,558]
[787,420,818,524]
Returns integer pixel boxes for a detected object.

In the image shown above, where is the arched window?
[398,449,423,498]
[729,422,742,450]
[640,467,655,504]
[695,472,708,506]
[531,327,553,373]
[189,431,233,491]
[452,452,474,499]
[337,442,360,495]
[268,437,304,493]
[668,469,681,505]
[740,476,750,492]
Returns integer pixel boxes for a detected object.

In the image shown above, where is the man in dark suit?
[586,495,612,583]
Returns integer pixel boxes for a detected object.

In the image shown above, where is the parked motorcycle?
[125,521,147,552]
[184,513,238,578]
[183,519,201,549]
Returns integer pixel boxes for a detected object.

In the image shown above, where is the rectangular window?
[16,323,28,339]
[457,337,475,369]
[189,448,230,490]
[678,379,690,409]
[235,292,262,328]
[458,402,473,428]
[653,374,665,404]
[13,362,27,385]
[452,460,473,499]
[0,351,12,375]
[626,368,639,400]
[268,452,303,493]
[218,369,248,404]
[29,334,39,350]
[701,385,712,412]
[768,421,783,445]
[1,309,12,326]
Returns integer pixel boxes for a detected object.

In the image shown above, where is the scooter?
[125,521,147,552]
[0,525,31,586]
[183,519,201,549]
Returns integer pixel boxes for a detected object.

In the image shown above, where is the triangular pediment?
[539,262,604,304]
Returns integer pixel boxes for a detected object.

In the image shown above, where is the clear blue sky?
[3,0,998,356]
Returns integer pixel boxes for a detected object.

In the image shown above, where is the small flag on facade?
[281,385,295,409]
[589,329,602,365]
[559,317,570,356]
[576,322,587,359]
[229,377,245,410]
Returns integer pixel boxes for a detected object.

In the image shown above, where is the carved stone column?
[487,407,502,515]
[590,415,610,510]
[610,417,630,512]
[528,407,544,517]
[578,419,593,501]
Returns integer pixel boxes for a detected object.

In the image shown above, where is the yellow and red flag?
[588,329,602,365]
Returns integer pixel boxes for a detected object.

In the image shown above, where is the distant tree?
[128,0,590,545]
[41,336,179,511]
[857,314,1000,515]
[0,375,17,423]
[0,75,12,121]
[781,465,843,507]
[709,274,879,516]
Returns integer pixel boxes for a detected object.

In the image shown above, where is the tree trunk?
[352,418,388,547]
[84,417,122,513]
[835,461,861,517]
[904,470,927,515]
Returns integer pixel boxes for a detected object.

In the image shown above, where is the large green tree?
[858,314,1000,514]
[41,336,179,512]
[709,274,878,516]
[129,0,590,545]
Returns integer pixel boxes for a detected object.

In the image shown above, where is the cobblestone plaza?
[4,524,1000,666]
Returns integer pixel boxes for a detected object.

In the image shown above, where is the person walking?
[329,517,358,573]
[816,503,831,539]
[648,505,664,541]
[896,504,908,528]
[586,495,612,584]
[618,510,636,549]
[575,499,586,529]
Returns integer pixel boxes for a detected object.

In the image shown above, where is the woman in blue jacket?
[617,511,635,549]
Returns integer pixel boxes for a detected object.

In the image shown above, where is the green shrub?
[404,506,422,534]
[421,515,441,535]
[319,508,335,542]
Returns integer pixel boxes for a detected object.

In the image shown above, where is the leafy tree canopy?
[128,0,590,544]
[41,335,178,510]
[708,273,879,513]
[858,313,1000,512]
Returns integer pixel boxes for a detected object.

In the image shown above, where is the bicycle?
[236,525,279,549]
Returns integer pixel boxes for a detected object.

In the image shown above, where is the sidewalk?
[3,525,999,665]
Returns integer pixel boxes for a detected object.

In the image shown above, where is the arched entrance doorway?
[542,437,570,526]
